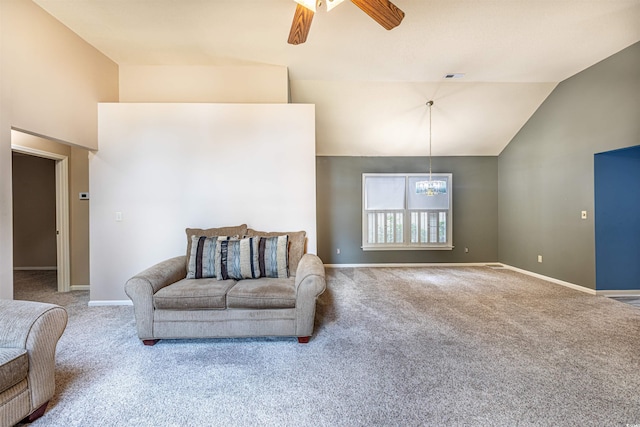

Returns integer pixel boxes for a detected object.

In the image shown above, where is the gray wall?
[498,42,640,290]
[317,156,498,264]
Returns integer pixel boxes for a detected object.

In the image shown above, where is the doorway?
[11,137,71,293]
[594,145,640,294]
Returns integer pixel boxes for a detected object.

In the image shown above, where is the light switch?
[581,210,587,219]
[115,212,123,222]
[79,192,89,200]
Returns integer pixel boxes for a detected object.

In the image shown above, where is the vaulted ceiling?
[33,0,640,156]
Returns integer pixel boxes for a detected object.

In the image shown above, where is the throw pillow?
[184,224,248,267]
[216,237,261,280]
[187,235,230,279]
[245,229,305,276]
[258,235,289,279]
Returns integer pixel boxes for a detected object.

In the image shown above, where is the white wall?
[90,103,316,303]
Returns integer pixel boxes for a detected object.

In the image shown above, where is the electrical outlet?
[538,255,543,263]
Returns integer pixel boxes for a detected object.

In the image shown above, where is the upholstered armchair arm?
[124,256,186,339]
[293,254,326,337]
[0,300,67,414]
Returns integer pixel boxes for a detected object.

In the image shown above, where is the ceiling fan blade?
[350,0,405,30]
[288,4,315,45]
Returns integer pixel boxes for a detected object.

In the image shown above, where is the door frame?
[11,144,70,293]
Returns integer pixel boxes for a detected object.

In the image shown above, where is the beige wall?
[11,130,90,286]
[1,2,291,299]
[0,0,119,299]
[69,146,90,286]
[12,153,57,268]
[11,130,72,158]
[119,65,289,103]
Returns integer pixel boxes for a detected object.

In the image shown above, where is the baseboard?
[324,262,497,268]
[88,300,133,307]
[596,290,640,297]
[13,266,57,271]
[501,264,596,295]
[70,285,90,291]
[324,262,598,295]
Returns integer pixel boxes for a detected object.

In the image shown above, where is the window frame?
[362,173,453,251]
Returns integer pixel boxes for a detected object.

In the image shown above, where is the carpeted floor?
[12,267,640,426]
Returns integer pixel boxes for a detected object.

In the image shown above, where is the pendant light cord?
[427,100,433,180]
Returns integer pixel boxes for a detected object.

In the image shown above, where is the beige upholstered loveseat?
[0,299,67,426]
[125,225,326,345]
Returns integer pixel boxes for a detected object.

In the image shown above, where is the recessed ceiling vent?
[444,73,465,79]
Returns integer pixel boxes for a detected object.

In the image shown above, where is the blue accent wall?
[594,145,640,291]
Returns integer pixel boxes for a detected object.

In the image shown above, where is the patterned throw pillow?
[216,235,290,280]
[216,237,261,280]
[245,229,305,276]
[184,225,248,270]
[258,235,289,279]
[186,235,230,279]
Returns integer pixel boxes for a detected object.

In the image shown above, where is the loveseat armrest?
[0,300,67,414]
[124,256,186,339]
[294,254,326,337]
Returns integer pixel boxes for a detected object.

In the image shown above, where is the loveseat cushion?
[153,278,238,310]
[226,277,296,309]
[0,348,28,393]
[245,229,306,276]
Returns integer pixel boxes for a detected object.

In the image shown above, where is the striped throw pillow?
[216,237,261,280]
[186,235,230,279]
[258,235,289,278]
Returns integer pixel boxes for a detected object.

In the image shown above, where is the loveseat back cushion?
[185,225,248,268]
[226,277,297,309]
[0,348,28,393]
[153,278,238,310]
[245,229,306,276]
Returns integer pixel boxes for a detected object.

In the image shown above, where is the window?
[362,173,453,250]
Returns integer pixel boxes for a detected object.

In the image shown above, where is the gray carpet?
[12,267,640,426]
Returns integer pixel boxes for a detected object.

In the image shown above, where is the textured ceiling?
[33,0,640,155]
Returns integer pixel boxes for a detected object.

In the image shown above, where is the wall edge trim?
[88,300,133,307]
[324,262,498,268]
[596,290,640,297]
[501,264,596,295]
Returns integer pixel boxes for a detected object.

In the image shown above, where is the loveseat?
[125,225,326,345]
[0,299,67,426]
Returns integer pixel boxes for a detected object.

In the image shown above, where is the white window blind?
[362,173,453,250]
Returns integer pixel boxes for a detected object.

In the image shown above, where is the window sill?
[362,245,454,251]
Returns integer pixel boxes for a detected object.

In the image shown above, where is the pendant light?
[416,100,447,196]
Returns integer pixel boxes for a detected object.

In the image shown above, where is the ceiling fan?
[288,0,405,45]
